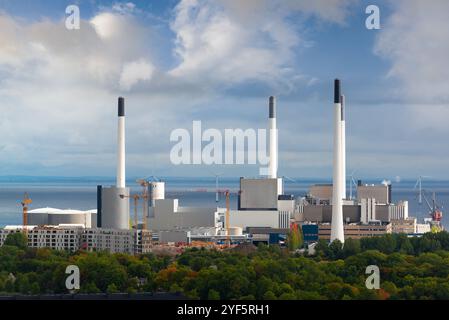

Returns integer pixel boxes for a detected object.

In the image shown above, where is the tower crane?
[21,193,32,235]
[189,187,241,247]
[136,178,151,230]
[120,192,149,254]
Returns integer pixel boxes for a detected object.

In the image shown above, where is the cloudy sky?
[0,0,448,180]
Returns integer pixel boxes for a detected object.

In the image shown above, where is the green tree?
[287,224,303,251]
[342,238,361,258]
[207,289,220,300]
[106,283,119,294]
[328,240,343,260]
[263,290,277,300]
[4,232,28,249]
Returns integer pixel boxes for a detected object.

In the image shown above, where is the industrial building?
[97,97,130,230]
[0,80,435,254]
[27,207,97,228]
[148,199,222,233]
[318,223,392,240]
[0,226,151,254]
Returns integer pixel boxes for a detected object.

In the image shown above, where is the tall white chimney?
[268,96,278,179]
[341,94,346,200]
[117,97,126,188]
[331,79,345,244]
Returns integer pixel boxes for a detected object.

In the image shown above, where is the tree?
[263,291,277,300]
[207,289,220,300]
[106,283,119,294]
[342,238,361,258]
[287,224,303,251]
[328,240,344,260]
[4,233,28,250]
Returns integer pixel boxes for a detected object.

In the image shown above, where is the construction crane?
[188,187,241,247]
[120,193,145,254]
[225,190,230,246]
[21,193,32,235]
[136,178,151,230]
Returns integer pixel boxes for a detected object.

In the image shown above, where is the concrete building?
[81,228,134,254]
[0,226,150,254]
[238,178,282,210]
[309,184,333,203]
[148,199,222,233]
[361,198,377,224]
[229,209,290,230]
[319,222,392,240]
[302,204,361,224]
[389,201,409,220]
[97,97,130,230]
[357,184,391,204]
[28,207,97,228]
[159,230,191,244]
[390,218,417,234]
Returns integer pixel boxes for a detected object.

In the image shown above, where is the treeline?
[2,232,449,299]
[315,231,449,260]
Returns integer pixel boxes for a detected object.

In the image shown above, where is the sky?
[0,0,448,180]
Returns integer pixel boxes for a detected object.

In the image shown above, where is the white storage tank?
[150,182,165,206]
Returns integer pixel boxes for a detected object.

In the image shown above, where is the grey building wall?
[309,184,333,201]
[303,205,361,223]
[357,185,389,204]
[101,187,130,230]
[159,230,191,244]
[239,178,279,210]
[375,205,390,222]
[303,206,324,222]
[48,213,91,227]
[28,213,48,226]
[148,199,219,232]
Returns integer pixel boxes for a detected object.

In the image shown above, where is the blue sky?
[0,0,448,180]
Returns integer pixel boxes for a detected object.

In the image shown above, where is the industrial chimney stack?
[97,97,130,230]
[117,97,126,188]
[268,96,278,179]
[331,79,345,244]
[341,94,346,200]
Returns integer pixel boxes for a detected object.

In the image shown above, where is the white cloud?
[119,59,155,90]
[112,2,137,14]
[375,0,449,132]
[0,1,359,177]
[168,0,354,91]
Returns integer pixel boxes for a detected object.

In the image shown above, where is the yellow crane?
[21,193,32,235]
[225,190,230,247]
[136,179,150,230]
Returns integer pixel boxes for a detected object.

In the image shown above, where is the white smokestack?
[268,96,278,179]
[341,94,346,200]
[331,79,344,244]
[117,97,126,188]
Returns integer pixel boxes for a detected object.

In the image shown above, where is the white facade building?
[0,226,145,254]
[148,199,222,233]
[361,198,377,224]
[389,201,409,220]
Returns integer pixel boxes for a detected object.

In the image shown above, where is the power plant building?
[97,97,130,230]
[27,208,97,228]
